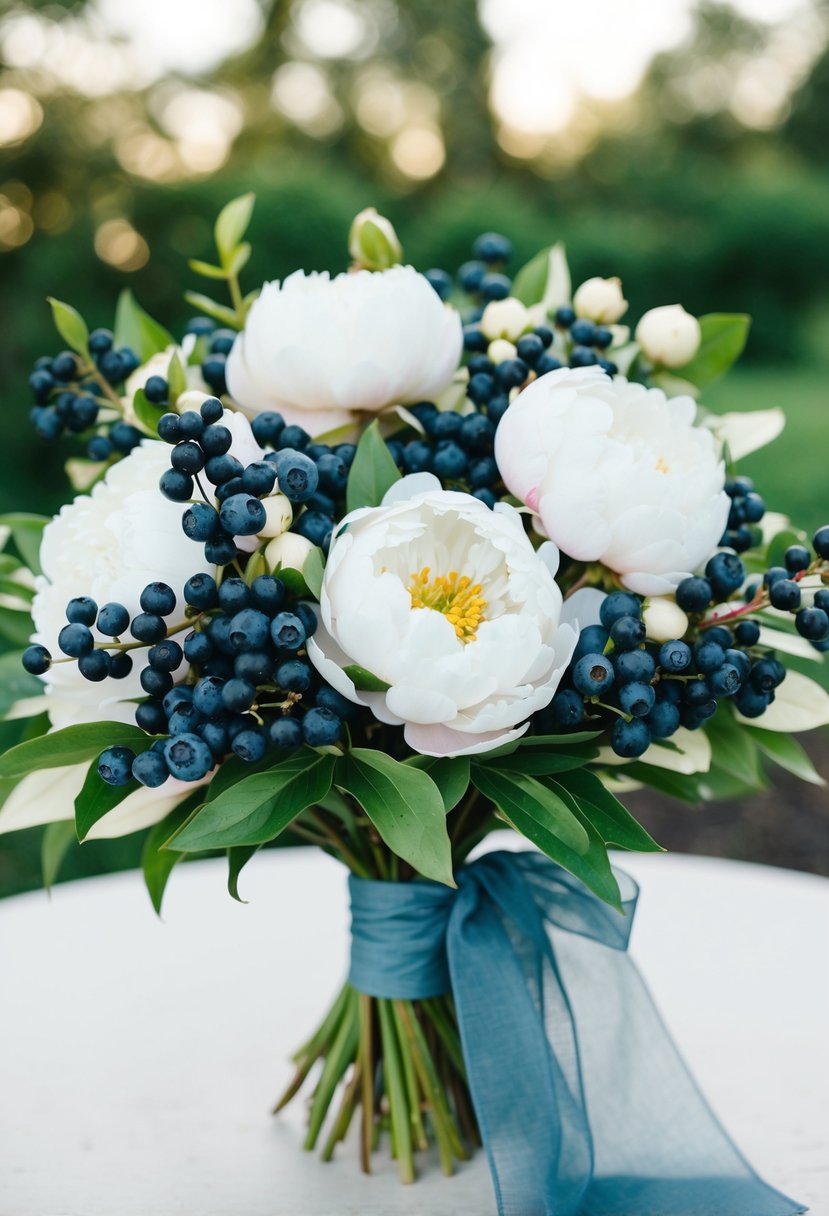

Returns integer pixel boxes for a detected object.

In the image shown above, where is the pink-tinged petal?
[403,721,529,758]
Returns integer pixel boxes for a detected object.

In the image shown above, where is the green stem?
[305,809,371,878]
[358,993,375,1174]
[394,999,466,1174]
[378,998,415,1183]
[320,1059,361,1161]
[304,988,360,1151]
[393,1003,428,1151]
[272,983,349,1113]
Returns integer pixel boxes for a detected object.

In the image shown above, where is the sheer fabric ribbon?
[348,850,806,1216]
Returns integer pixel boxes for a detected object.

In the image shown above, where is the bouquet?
[1,197,824,1215]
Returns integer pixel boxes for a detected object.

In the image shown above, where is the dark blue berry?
[140,582,176,616]
[229,608,270,652]
[487,395,510,425]
[182,502,220,543]
[462,325,488,353]
[130,613,166,643]
[78,650,111,682]
[467,373,495,406]
[241,461,278,497]
[572,624,610,663]
[709,664,742,696]
[205,536,238,566]
[110,652,133,679]
[209,329,236,356]
[167,705,203,736]
[546,689,585,727]
[251,575,286,614]
[171,441,205,474]
[468,457,498,489]
[232,728,267,763]
[22,644,51,675]
[200,397,224,424]
[295,511,333,549]
[234,651,272,683]
[275,450,319,503]
[302,706,342,747]
[658,640,692,673]
[200,424,232,457]
[158,413,182,443]
[594,328,613,349]
[66,596,97,626]
[217,578,250,614]
[458,260,486,293]
[279,424,311,452]
[163,685,193,715]
[676,577,712,613]
[480,273,511,301]
[554,307,576,328]
[271,612,305,651]
[433,443,467,480]
[205,454,244,486]
[184,573,218,610]
[135,700,167,732]
[140,667,173,697]
[569,345,597,367]
[734,619,760,646]
[220,493,266,537]
[431,411,463,439]
[316,685,357,721]
[610,718,650,758]
[750,657,785,692]
[609,616,646,651]
[812,525,829,559]
[147,639,183,672]
[647,699,680,739]
[221,678,256,712]
[473,232,511,263]
[768,579,801,610]
[724,648,751,680]
[734,685,771,718]
[402,441,433,474]
[193,676,226,718]
[164,733,213,781]
[132,750,169,788]
[516,334,544,365]
[472,488,496,508]
[763,566,788,588]
[293,601,318,639]
[599,592,641,628]
[572,654,614,696]
[693,639,725,673]
[705,551,745,597]
[58,622,94,657]
[795,607,829,640]
[618,681,656,718]
[110,422,143,453]
[144,375,168,404]
[495,359,528,389]
[89,328,113,355]
[784,544,811,574]
[87,435,113,461]
[424,269,452,299]
[269,717,303,748]
[276,658,313,694]
[159,469,194,502]
[569,319,596,345]
[98,746,136,786]
[29,369,55,402]
[202,353,227,392]
[684,678,712,706]
[250,411,285,447]
[614,649,656,683]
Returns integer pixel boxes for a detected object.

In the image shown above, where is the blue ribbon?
[349,850,806,1216]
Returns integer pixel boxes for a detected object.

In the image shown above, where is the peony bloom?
[572,277,628,324]
[495,367,730,596]
[30,441,212,730]
[226,266,463,437]
[635,304,701,368]
[307,474,579,757]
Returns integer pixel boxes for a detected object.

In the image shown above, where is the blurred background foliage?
[0,0,827,896]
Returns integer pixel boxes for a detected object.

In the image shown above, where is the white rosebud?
[480,297,530,341]
[487,338,518,364]
[265,530,314,573]
[257,493,293,539]
[572,277,628,324]
[643,597,689,643]
[635,305,701,369]
[348,207,402,271]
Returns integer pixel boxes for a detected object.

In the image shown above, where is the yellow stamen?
[655,456,670,475]
[408,566,487,643]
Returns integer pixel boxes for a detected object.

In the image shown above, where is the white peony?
[572,277,628,324]
[307,474,579,757]
[31,441,212,730]
[226,266,463,437]
[635,304,701,368]
[494,367,730,596]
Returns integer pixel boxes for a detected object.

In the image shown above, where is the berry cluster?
[459,325,560,426]
[424,231,513,311]
[719,476,766,554]
[157,397,352,563]
[28,329,143,458]
[387,401,500,505]
[180,318,235,397]
[24,574,356,789]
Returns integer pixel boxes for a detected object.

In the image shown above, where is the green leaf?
[113,289,174,363]
[549,769,663,852]
[345,419,401,513]
[748,727,826,786]
[471,765,589,854]
[519,731,604,747]
[0,652,42,719]
[214,193,255,261]
[0,607,34,648]
[183,292,240,330]
[167,350,187,403]
[477,768,622,911]
[703,708,765,787]
[484,749,597,776]
[227,241,252,277]
[342,664,391,693]
[302,546,325,600]
[141,800,196,916]
[0,512,48,574]
[41,820,77,890]
[47,297,89,359]
[337,749,454,886]
[405,755,470,813]
[188,258,228,281]
[511,248,551,306]
[766,527,806,571]
[0,722,151,780]
[227,844,260,902]
[131,388,166,437]
[170,750,335,850]
[74,759,138,841]
[674,313,750,388]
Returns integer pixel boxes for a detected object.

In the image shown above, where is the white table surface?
[0,842,827,1216]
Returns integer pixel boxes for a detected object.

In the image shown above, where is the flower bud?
[257,492,293,539]
[487,338,518,364]
[572,277,628,324]
[481,297,530,341]
[635,305,701,369]
[643,597,690,643]
[264,530,314,573]
[348,207,402,271]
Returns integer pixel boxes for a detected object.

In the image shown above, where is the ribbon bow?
[349,850,804,1216]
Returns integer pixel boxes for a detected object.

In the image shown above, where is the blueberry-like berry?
[572,654,614,696]
[158,413,182,443]
[569,319,596,345]
[22,644,51,674]
[275,450,319,503]
[200,423,232,457]
[250,575,286,614]
[182,503,220,542]
[705,551,745,598]
[98,746,136,786]
[58,622,94,657]
[675,576,712,613]
[219,493,267,537]
[572,624,610,663]
[609,616,646,651]
[66,596,98,626]
[554,307,576,328]
[433,442,468,480]
[784,545,811,574]
[184,573,218,610]
[599,592,641,629]
[768,579,801,611]
[250,411,285,447]
[813,525,829,559]
[271,612,306,651]
[658,640,692,673]
[160,469,194,502]
[618,682,656,718]
[217,578,250,614]
[302,706,342,747]
[144,375,168,404]
[229,608,270,652]
[424,269,452,299]
[734,619,760,646]
[130,613,167,644]
[221,678,256,712]
[78,650,112,682]
[132,750,169,788]
[171,441,205,474]
[140,582,176,616]
[611,718,651,758]
[147,639,183,672]
[647,699,681,739]
[795,607,829,640]
[110,652,133,679]
[141,667,174,697]
[163,733,214,781]
[709,664,741,697]
[270,717,303,748]
[516,334,544,365]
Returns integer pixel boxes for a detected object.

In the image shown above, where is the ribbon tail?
[448,852,807,1216]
